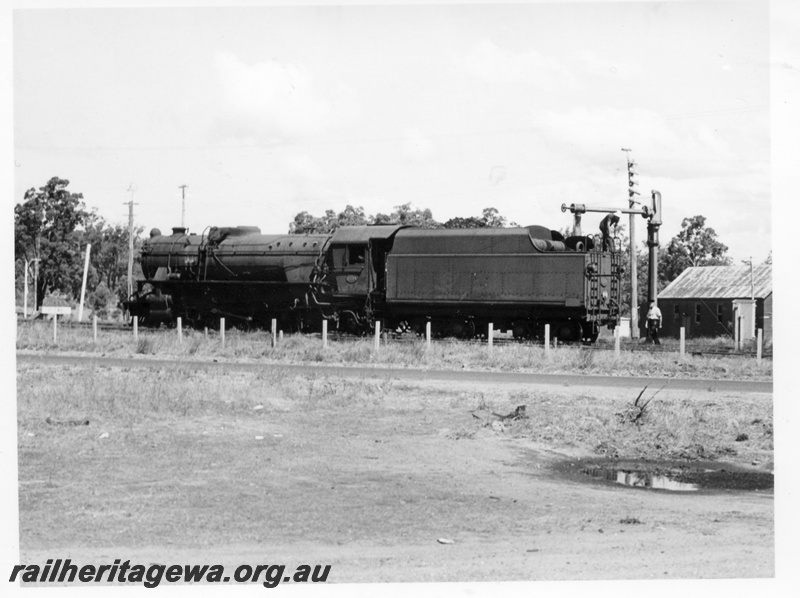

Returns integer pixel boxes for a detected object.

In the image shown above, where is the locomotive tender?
[126,222,623,342]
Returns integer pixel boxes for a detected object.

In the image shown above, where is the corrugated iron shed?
[659,264,772,299]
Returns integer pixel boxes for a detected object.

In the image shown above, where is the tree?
[443,216,485,229]
[480,207,509,228]
[86,281,118,319]
[614,214,730,318]
[83,212,144,307]
[660,215,731,282]
[290,210,336,234]
[373,203,442,228]
[335,205,370,228]
[14,177,91,308]
[444,207,511,229]
[290,205,370,234]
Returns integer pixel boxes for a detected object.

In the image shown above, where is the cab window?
[346,245,366,266]
[331,247,346,267]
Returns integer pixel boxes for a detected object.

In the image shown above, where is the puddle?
[583,467,700,491]
[565,460,773,493]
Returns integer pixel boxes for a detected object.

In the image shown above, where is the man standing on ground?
[646,300,662,344]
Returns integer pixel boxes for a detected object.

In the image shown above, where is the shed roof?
[659,264,772,300]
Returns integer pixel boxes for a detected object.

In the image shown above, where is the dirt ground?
[16,362,773,585]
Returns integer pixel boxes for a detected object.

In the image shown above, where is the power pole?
[178,184,187,228]
[124,183,139,303]
[622,148,641,338]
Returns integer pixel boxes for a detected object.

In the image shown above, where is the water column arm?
[561,203,649,218]
[561,195,661,304]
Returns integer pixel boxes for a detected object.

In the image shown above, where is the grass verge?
[17,320,772,381]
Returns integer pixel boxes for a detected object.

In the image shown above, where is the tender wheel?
[581,322,599,344]
[512,322,529,340]
[553,321,583,342]
[410,317,428,336]
[456,319,476,340]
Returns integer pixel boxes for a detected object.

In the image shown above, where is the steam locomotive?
[125,223,623,342]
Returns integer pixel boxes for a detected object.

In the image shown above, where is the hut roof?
[659,264,772,300]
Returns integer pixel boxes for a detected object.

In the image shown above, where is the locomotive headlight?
[602,291,609,303]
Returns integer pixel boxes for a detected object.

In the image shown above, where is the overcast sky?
[10,1,782,264]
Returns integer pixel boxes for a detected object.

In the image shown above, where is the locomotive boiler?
[126,221,624,342]
[129,225,332,330]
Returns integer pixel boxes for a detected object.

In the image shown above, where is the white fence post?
[93,315,98,342]
[53,314,58,343]
[614,326,620,357]
[177,317,183,344]
[220,318,225,348]
[735,316,741,351]
[374,321,381,352]
[279,330,284,342]
[544,324,550,356]
[488,323,494,353]
[133,317,138,341]
[271,318,277,348]
[322,319,328,348]
[757,328,763,365]
[680,327,685,358]
[426,321,431,349]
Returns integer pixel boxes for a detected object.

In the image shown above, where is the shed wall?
[648,297,770,340]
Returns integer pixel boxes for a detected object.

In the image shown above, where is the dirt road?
[16,359,773,584]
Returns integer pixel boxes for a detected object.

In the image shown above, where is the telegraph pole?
[622,148,641,338]
[178,184,187,228]
[124,184,139,302]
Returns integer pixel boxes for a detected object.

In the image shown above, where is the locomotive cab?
[324,225,407,299]
[327,243,370,296]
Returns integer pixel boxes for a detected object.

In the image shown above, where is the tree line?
[14,177,143,318]
[15,176,749,319]
[290,204,512,233]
